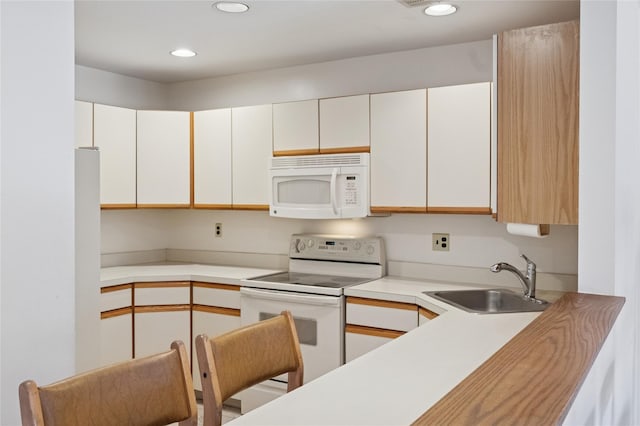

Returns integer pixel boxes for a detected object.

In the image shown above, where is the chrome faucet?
[490,254,537,299]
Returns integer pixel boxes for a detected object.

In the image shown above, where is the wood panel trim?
[190,111,195,208]
[427,207,493,215]
[273,149,320,157]
[192,204,234,210]
[100,306,132,319]
[136,204,191,209]
[346,296,417,312]
[192,305,241,317]
[412,293,625,425]
[345,324,405,339]
[192,282,240,291]
[319,146,370,154]
[418,307,439,320]
[370,206,427,214]
[134,304,191,313]
[101,204,137,210]
[134,281,191,289]
[101,283,133,293]
[232,204,270,211]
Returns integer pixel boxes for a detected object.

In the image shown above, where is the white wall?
[577,0,640,424]
[1,2,76,424]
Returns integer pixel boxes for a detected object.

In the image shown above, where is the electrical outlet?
[432,233,450,251]
[215,223,222,237]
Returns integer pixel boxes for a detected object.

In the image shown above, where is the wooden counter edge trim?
[345,324,405,339]
[135,304,191,313]
[134,281,191,289]
[418,307,439,320]
[192,305,241,317]
[101,306,133,319]
[412,292,625,426]
[192,282,241,291]
[101,283,133,293]
[346,296,417,311]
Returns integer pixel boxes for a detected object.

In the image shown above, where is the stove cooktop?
[250,271,373,289]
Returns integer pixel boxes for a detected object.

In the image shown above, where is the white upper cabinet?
[370,89,427,212]
[231,104,272,208]
[273,99,319,155]
[427,82,491,213]
[94,104,137,207]
[136,110,191,207]
[319,94,370,153]
[75,100,93,148]
[193,108,232,207]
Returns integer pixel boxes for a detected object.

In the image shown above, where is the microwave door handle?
[330,167,338,216]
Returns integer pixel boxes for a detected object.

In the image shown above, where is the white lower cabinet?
[99,285,133,367]
[345,297,418,362]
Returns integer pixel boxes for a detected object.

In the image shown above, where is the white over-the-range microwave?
[269,153,370,219]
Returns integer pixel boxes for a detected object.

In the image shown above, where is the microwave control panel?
[289,234,384,264]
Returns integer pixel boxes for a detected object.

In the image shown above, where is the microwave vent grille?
[272,154,365,168]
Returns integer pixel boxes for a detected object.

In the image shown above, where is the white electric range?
[239,234,386,413]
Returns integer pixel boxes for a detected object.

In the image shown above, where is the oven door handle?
[240,287,341,307]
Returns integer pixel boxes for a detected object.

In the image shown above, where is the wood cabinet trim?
[370,206,427,214]
[427,207,492,215]
[101,204,137,210]
[190,111,195,208]
[418,307,439,320]
[101,283,133,293]
[192,282,240,291]
[136,204,192,209]
[345,324,405,339]
[134,281,191,289]
[232,204,270,211]
[100,307,133,319]
[412,293,625,425]
[192,204,234,210]
[192,305,240,317]
[134,304,191,313]
[319,146,370,155]
[347,296,417,312]
[273,149,320,157]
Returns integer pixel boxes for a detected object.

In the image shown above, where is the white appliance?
[239,234,385,413]
[269,153,370,219]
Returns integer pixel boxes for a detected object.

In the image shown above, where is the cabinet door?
[137,110,191,207]
[193,108,232,208]
[231,104,272,208]
[75,100,93,148]
[273,99,319,156]
[345,326,400,363]
[100,311,132,366]
[497,20,579,224]
[94,104,137,207]
[427,82,491,214]
[319,94,370,153]
[134,309,191,359]
[370,89,427,213]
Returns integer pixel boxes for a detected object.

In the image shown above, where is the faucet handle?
[520,253,536,267]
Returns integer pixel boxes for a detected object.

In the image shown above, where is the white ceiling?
[75,0,580,84]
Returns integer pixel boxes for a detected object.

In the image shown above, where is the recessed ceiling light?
[170,49,197,58]
[214,2,249,13]
[424,2,457,16]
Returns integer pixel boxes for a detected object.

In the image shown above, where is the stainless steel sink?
[424,289,549,314]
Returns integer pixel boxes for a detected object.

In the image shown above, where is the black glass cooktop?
[250,271,372,289]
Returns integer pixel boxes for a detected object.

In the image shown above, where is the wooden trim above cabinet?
[192,204,234,210]
[100,306,133,319]
[101,204,137,210]
[232,204,270,211]
[101,283,133,293]
[192,305,241,317]
[192,282,241,291]
[134,304,191,313]
[136,204,192,209]
[427,207,493,215]
[345,324,405,339]
[346,296,417,312]
[418,307,439,320]
[370,206,427,214]
[134,281,191,289]
[273,149,320,157]
[319,146,370,155]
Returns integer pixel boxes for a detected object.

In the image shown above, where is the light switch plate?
[432,233,450,251]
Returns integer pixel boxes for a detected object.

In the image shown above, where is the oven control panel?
[289,234,384,264]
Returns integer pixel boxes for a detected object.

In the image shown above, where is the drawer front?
[100,286,132,312]
[135,283,190,305]
[192,283,240,309]
[346,297,418,332]
[345,329,394,363]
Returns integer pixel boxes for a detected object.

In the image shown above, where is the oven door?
[238,287,344,413]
